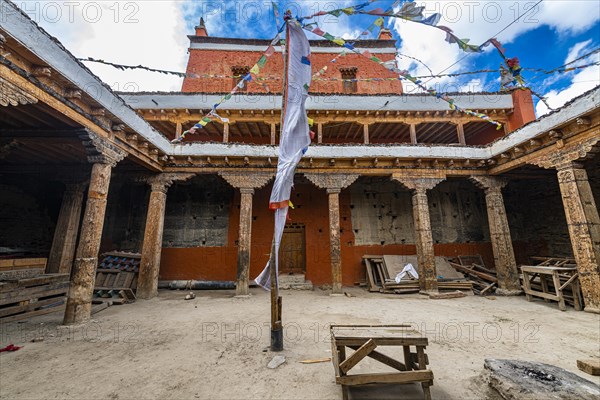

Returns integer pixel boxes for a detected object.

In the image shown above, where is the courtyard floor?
[1,288,599,399]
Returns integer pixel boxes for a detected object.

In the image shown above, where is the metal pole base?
[271,327,283,352]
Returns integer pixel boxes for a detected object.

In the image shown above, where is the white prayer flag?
[255,19,312,290]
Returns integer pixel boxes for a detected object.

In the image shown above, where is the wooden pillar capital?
[528,136,599,170]
[304,173,359,192]
[79,129,127,167]
[146,173,196,194]
[391,175,445,192]
[470,176,508,194]
[219,171,274,190]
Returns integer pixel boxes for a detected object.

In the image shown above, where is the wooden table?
[330,325,434,400]
[520,265,582,311]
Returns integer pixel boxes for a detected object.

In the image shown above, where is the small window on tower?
[340,67,358,93]
[232,66,251,92]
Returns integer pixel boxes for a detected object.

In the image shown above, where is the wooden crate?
[0,273,69,322]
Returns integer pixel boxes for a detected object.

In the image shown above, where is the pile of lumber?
[448,255,497,296]
[0,257,47,280]
[0,272,69,322]
[93,252,139,305]
[363,255,473,295]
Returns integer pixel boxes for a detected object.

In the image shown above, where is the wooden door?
[279,224,306,274]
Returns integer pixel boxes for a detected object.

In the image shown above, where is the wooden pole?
[269,18,290,352]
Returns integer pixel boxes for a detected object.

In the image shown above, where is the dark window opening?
[340,67,358,93]
[231,66,251,92]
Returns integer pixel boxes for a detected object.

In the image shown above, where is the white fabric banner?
[255,19,312,290]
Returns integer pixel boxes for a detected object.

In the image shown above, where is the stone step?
[279,281,313,291]
[278,274,307,284]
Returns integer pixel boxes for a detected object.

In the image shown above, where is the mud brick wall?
[100,182,149,253]
[0,178,62,256]
[349,178,490,245]
[161,175,233,248]
[504,174,572,263]
[586,155,600,208]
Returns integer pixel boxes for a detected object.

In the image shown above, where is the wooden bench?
[520,265,582,311]
[330,325,434,400]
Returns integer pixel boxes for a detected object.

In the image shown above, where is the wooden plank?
[449,262,497,282]
[428,291,466,299]
[331,339,341,376]
[480,282,497,295]
[0,283,69,305]
[91,302,110,315]
[522,288,560,302]
[336,370,433,385]
[577,359,600,376]
[552,270,566,311]
[458,255,484,267]
[363,259,378,292]
[1,304,65,323]
[0,296,65,318]
[122,272,135,289]
[339,339,376,374]
[3,274,69,289]
[349,345,406,371]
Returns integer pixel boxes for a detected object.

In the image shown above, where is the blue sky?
[16,0,600,116]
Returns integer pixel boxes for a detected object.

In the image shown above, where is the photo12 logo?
[4,2,140,24]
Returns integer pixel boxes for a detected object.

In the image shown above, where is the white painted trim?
[189,42,397,54]
[0,0,172,154]
[489,88,599,156]
[123,93,514,112]
[171,143,490,159]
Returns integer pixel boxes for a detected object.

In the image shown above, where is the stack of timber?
[448,255,497,295]
[0,258,69,322]
[520,257,582,311]
[93,252,139,305]
[0,257,47,280]
[363,255,473,295]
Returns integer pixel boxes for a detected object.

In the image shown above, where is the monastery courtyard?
[1,288,599,399]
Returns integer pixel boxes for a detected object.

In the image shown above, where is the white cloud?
[565,39,593,65]
[390,1,599,98]
[17,0,192,91]
[535,54,600,116]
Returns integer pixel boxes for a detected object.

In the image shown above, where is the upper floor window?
[340,67,358,93]
[231,66,251,92]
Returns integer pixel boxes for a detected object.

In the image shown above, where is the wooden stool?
[330,325,434,400]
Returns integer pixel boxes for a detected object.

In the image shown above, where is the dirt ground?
[1,288,599,400]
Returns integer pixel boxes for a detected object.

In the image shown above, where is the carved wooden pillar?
[471,176,520,294]
[64,132,126,325]
[220,172,274,296]
[270,123,276,145]
[410,124,417,144]
[392,175,444,293]
[137,173,195,300]
[457,122,466,145]
[529,136,600,313]
[557,163,600,312]
[317,123,323,144]
[224,123,230,143]
[47,182,86,274]
[305,173,359,294]
[363,124,370,144]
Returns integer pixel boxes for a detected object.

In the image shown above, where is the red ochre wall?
[159,182,495,285]
[182,50,403,95]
